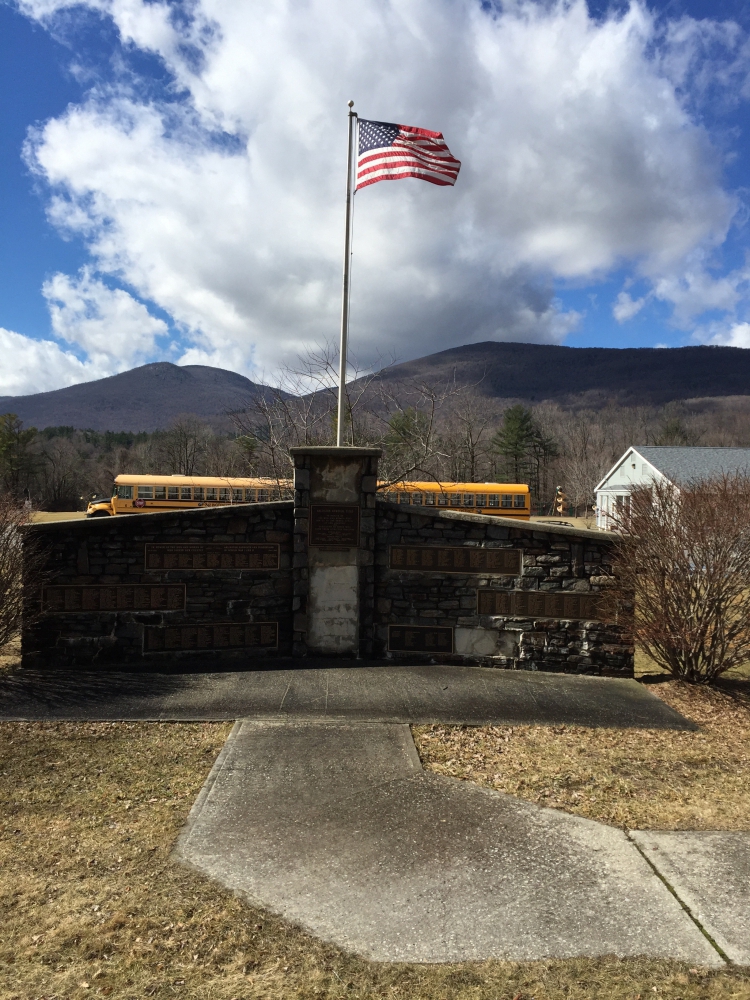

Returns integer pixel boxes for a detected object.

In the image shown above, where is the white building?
[595,446,750,530]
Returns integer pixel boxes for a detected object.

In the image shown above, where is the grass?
[2,647,750,996]
[1,721,750,999]
[413,659,750,831]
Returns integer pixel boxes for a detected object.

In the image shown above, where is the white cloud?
[651,257,750,327]
[0,326,104,396]
[699,321,750,348]
[15,0,749,376]
[613,291,648,322]
[42,267,168,368]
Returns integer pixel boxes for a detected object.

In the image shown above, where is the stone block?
[294,469,310,490]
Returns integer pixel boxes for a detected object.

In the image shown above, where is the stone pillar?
[290,446,380,658]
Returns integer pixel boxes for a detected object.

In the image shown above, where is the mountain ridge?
[0,363,283,432]
[2,343,750,431]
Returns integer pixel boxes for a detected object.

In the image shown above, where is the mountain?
[362,342,750,407]
[0,363,283,432]
[3,344,750,432]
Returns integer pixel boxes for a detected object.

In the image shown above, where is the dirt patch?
[2,720,749,998]
[413,664,750,832]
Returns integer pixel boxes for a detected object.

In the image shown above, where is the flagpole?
[336,100,356,448]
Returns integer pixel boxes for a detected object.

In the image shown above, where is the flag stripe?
[358,147,461,169]
[356,119,461,191]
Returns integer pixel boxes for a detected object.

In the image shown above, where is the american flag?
[356,119,461,190]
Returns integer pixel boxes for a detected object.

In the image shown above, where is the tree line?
[3,386,750,514]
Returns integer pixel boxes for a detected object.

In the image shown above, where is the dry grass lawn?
[2,644,750,997]
[1,720,750,1000]
[413,661,750,831]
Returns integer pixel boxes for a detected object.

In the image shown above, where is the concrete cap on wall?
[289,447,382,458]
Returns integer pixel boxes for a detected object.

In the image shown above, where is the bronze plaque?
[388,625,454,653]
[42,584,185,613]
[309,504,360,546]
[477,589,608,621]
[145,542,279,571]
[144,621,279,652]
[389,545,520,575]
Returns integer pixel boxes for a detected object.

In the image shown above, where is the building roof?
[636,447,750,484]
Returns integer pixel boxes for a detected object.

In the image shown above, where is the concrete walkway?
[632,832,750,964]
[0,664,695,728]
[175,720,730,965]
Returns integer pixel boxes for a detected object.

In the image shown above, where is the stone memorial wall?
[22,446,632,675]
[374,503,629,676]
[23,503,293,668]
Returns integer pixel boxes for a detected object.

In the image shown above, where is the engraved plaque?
[388,625,454,653]
[145,621,279,652]
[389,545,520,575]
[309,504,360,546]
[42,584,185,613]
[477,589,608,621]
[145,542,279,571]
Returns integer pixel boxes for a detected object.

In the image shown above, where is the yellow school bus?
[86,474,292,517]
[86,474,530,520]
[380,481,531,519]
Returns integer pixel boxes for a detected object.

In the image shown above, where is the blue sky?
[0,0,749,394]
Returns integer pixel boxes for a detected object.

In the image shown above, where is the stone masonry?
[22,447,632,675]
[23,502,293,668]
[374,503,630,676]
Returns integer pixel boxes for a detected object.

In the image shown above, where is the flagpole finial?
[347,100,354,108]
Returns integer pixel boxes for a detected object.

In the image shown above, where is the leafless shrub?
[611,475,750,684]
[0,496,47,649]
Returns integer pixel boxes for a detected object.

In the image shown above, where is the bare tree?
[439,395,497,482]
[0,496,46,649]
[611,475,750,683]
[161,416,211,475]
[39,437,84,510]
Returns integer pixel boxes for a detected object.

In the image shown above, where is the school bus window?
[193,487,204,500]
[180,486,192,500]
[425,493,436,506]
[412,493,423,505]
[117,485,133,500]
[232,488,243,502]
[206,488,217,500]
[399,493,410,504]
[257,489,269,502]
[450,494,461,507]
[488,494,499,507]
[138,486,153,499]
[168,486,179,500]
[154,486,166,500]
[438,494,449,506]
[514,494,526,508]
[476,493,487,507]
[501,494,513,508]
[219,488,230,501]
[463,494,474,507]
[244,489,255,501]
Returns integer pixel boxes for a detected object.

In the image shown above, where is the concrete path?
[175,720,722,965]
[632,832,750,964]
[0,664,694,728]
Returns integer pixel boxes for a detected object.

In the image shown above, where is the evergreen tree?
[384,408,431,478]
[0,414,39,498]
[492,405,535,482]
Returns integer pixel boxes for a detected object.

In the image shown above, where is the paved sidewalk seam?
[626,832,730,965]
[174,719,242,857]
